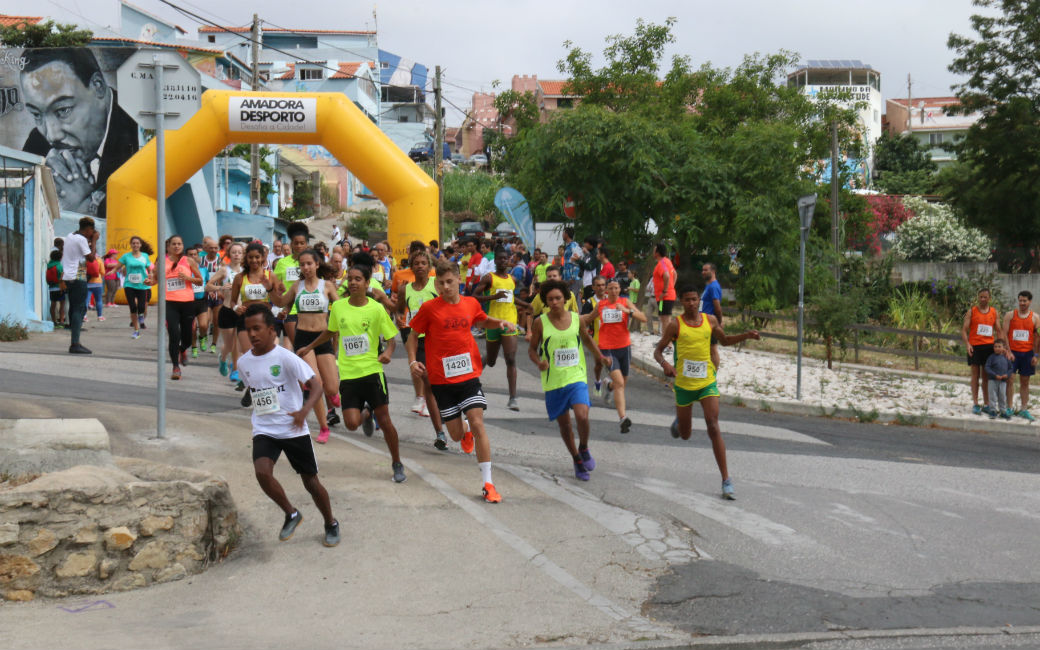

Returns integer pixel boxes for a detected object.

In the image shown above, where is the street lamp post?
[797,193,817,401]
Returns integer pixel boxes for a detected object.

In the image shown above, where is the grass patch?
[0,317,28,342]
[759,401,773,413]
[894,412,927,427]
[851,406,880,423]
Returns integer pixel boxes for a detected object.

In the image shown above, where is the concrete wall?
[892,261,1040,305]
[216,210,275,245]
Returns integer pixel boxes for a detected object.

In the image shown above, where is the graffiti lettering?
[0,52,27,71]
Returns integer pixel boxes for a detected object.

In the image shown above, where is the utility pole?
[907,73,913,134]
[434,65,444,241]
[249,13,262,213]
[831,119,840,286]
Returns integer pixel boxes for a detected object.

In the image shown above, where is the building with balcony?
[884,97,981,169]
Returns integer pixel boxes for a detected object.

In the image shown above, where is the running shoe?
[574,461,590,481]
[131,330,140,340]
[326,409,341,427]
[670,418,680,439]
[411,396,424,414]
[1000,411,1012,421]
[316,427,330,444]
[329,393,341,408]
[209,342,217,354]
[180,349,188,365]
[392,461,406,483]
[235,380,245,392]
[1021,409,1036,422]
[603,381,614,405]
[219,359,229,376]
[721,478,736,500]
[98,316,105,322]
[620,416,632,434]
[362,411,374,437]
[579,448,595,471]
[139,316,146,328]
[972,404,982,415]
[1005,408,1015,419]
[989,410,998,420]
[171,366,181,380]
[279,510,302,541]
[982,405,996,416]
[434,431,448,451]
[461,420,474,454]
[191,347,199,359]
[323,520,340,547]
[482,482,502,503]
[199,335,207,351]
[419,399,430,418]
[240,391,251,408]
[507,396,519,411]
[229,370,239,383]
[593,381,602,397]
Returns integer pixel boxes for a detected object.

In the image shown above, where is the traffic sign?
[116,49,201,130]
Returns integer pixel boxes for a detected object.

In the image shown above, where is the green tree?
[483,89,540,172]
[347,209,387,240]
[0,19,92,47]
[942,0,1040,263]
[873,132,937,194]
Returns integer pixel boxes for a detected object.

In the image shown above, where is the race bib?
[496,289,513,304]
[250,388,279,416]
[553,347,579,368]
[284,266,301,282]
[225,270,237,286]
[1013,329,1031,342]
[976,323,993,337]
[372,268,385,282]
[602,308,624,324]
[682,359,708,379]
[342,334,370,357]
[442,352,473,378]
[127,272,143,284]
[166,276,186,292]
[244,284,267,301]
[298,294,323,311]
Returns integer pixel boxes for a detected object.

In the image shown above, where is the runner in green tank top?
[527,280,610,481]
[274,222,309,345]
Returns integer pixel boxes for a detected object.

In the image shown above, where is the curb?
[628,353,1040,438]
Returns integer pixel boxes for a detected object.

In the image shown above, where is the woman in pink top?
[150,235,203,380]
[102,249,120,307]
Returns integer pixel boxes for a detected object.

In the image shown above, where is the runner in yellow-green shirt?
[653,285,759,500]
[296,255,406,483]
[527,279,610,481]
[472,247,530,410]
[274,222,309,345]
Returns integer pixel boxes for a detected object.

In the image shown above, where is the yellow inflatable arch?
[107,90,437,263]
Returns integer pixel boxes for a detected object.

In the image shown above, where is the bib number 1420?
[442,353,473,378]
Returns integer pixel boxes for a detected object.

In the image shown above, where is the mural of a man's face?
[22,60,109,158]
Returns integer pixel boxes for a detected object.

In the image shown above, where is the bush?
[347,209,388,240]
[808,288,870,368]
[440,169,503,217]
[0,317,28,342]
[891,197,990,262]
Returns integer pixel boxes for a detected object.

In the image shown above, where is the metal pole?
[797,226,806,401]
[155,54,167,439]
[249,13,262,213]
[831,120,840,286]
[434,65,444,241]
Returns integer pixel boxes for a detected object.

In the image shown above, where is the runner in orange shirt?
[961,288,1002,415]
[1002,290,1040,421]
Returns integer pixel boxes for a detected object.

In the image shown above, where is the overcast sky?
[8,0,980,124]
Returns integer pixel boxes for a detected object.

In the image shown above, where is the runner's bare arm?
[708,315,760,346]
[229,273,245,313]
[579,310,597,328]
[186,259,203,284]
[526,317,548,369]
[204,268,224,293]
[653,319,681,376]
[379,336,395,364]
[367,287,392,309]
[290,375,324,428]
[962,309,973,353]
[624,299,647,323]
[579,323,612,368]
[270,282,296,308]
[405,328,425,378]
[475,316,516,332]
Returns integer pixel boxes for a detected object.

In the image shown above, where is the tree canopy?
[872,132,937,195]
[941,0,1040,265]
[504,19,863,308]
[0,19,92,47]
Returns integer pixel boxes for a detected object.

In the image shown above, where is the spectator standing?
[562,227,582,296]
[598,248,615,282]
[962,288,1000,415]
[700,262,723,370]
[46,250,66,328]
[652,243,677,336]
[985,340,1013,420]
[62,216,99,354]
[1002,290,1040,421]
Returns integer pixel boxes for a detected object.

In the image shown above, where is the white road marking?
[613,472,821,549]
[332,432,677,639]
[499,463,707,563]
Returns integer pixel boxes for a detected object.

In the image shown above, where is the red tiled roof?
[278,63,295,80]
[0,15,43,27]
[199,26,374,35]
[539,80,575,96]
[331,62,360,79]
[88,36,225,54]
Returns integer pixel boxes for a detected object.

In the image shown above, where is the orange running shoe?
[460,420,474,454]
[482,482,502,503]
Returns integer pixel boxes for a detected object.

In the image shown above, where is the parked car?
[451,153,465,164]
[456,221,485,240]
[493,222,517,239]
[408,141,452,163]
[468,153,488,167]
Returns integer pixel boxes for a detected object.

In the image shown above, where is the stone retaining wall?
[0,457,239,601]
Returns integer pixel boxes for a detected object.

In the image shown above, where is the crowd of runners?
[51,217,762,546]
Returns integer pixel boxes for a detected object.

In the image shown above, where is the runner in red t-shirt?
[652,243,677,336]
[582,279,647,433]
[407,260,518,503]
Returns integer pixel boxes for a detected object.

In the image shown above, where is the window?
[0,167,28,283]
[381,61,389,69]
[207,35,215,43]
[929,133,944,146]
[300,68,324,81]
[398,116,409,123]
[557,98,574,109]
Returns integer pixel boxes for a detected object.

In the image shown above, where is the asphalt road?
[3,313,1040,649]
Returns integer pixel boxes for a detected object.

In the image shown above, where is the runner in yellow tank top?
[654,285,760,501]
[472,247,530,410]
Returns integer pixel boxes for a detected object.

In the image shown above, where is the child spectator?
[985,340,1013,420]
[46,250,66,328]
